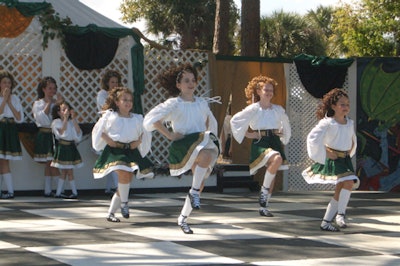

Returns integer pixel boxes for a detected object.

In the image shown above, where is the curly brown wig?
[157,63,198,97]
[316,88,349,119]
[244,75,278,105]
[102,87,133,112]
[100,70,122,91]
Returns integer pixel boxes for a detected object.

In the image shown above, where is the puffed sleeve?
[32,100,51,126]
[9,95,24,123]
[230,104,258,144]
[136,114,152,157]
[51,119,63,139]
[278,106,291,145]
[143,98,176,131]
[307,118,330,164]
[91,110,111,152]
[96,90,108,112]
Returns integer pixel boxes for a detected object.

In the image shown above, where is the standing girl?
[0,70,24,199]
[97,70,122,195]
[230,75,291,217]
[32,77,62,197]
[143,63,220,234]
[92,87,154,222]
[302,88,358,232]
[51,101,83,199]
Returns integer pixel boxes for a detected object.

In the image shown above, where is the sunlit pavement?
[1,190,399,265]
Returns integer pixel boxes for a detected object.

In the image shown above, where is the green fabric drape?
[294,54,354,98]
[0,0,50,16]
[64,25,144,114]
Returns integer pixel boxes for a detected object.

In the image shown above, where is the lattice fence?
[142,48,210,166]
[285,63,349,191]
[58,37,131,124]
[0,20,42,121]
[0,19,132,125]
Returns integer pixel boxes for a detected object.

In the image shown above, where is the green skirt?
[302,156,359,187]
[33,129,54,162]
[0,119,22,160]
[93,145,154,179]
[168,131,220,176]
[51,139,83,169]
[249,135,288,175]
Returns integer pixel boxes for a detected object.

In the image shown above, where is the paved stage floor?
[0,190,399,265]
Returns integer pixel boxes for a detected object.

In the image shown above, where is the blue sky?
[80,0,354,30]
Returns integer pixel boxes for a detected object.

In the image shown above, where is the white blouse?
[230,102,291,145]
[32,99,54,128]
[96,89,108,112]
[92,110,151,157]
[143,96,218,136]
[307,117,357,164]
[0,95,24,123]
[51,119,82,143]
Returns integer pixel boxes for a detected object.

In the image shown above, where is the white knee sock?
[118,183,130,203]
[69,180,78,195]
[190,166,207,193]
[44,176,52,194]
[3,173,14,194]
[178,195,193,225]
[108,193,121,214]
[338,189,351,215]
[56,178,65,195]
[322,198,338,222]
[262,171,275,190]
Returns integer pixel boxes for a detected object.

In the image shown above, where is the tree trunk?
[213,0,231,55]
[240,0,260,56]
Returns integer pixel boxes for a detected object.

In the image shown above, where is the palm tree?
[260,11,326,58]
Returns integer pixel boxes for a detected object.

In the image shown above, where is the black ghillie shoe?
[320,221,340,232]
[259,208,274,217]
[179,221,193,234]
[68,194,78,199]
[121,202,130,218]
[259,190,267,207]
[188,192,201,210]
[335,213,347,228]
[106,213,120,223]
[0,193,14,199]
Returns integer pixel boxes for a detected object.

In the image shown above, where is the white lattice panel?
[143,48,210,166]
[0,21,42,121]
[59,36,132,124]
[0,22,132,125]
[286,63,349,191]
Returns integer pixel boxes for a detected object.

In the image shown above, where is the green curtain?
[294,54,354,98]
[64,25,144,114]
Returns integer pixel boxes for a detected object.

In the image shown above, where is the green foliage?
[260,11,326,58]
[305,5,344,57]
[120,0,238,50]
[331,0,400,56]
[38,6,72,49]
